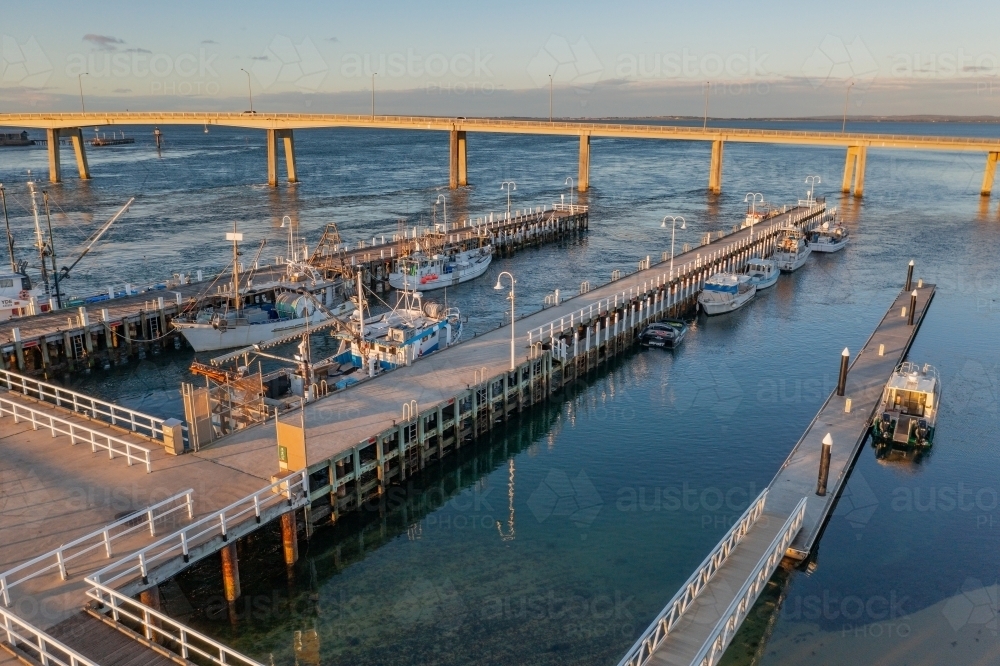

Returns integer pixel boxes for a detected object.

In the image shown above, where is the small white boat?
[774,227,811,272]
[0,270,46,322]
[698,273,757,315]
[389,245,492,291]
[872,362,940,447]
[807,221,849,253]
[743,258,779,290]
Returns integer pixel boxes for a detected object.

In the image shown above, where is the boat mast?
[42,192,62,309]
[227,222,243,313]
[0,184,15,272]
[26,176,50,295]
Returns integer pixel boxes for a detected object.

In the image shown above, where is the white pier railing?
[0,490,193,606]
[86,581,263,666]
[0,394,152,472]
[0,606,99,666]
[88,471,309,588]
[0,368,186,445]
[616,490,769,666]
[693,498,807,666]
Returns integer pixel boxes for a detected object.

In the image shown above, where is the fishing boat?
[388,244,492,291]
[807,220,849,253]
[638,319,688,348]
[872,362,940,447]
[172,226,351,352]
[743,257,779,290]
[698,273,756,315]
[325,279,461,379]
[773,227,811,272]
[0,269,43,321]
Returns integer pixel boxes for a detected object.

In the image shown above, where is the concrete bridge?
[2,112,999,198]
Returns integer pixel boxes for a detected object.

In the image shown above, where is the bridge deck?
[767,283,935,559]
[647,510,792,666]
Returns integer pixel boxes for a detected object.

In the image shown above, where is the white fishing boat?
[773,227,811,272]
[872,362,940,447]
[327,283,461,378]
[0,270,43,322]
[743,257,779,290]
[807,220,849,253]
[388,244,492,291]
[698,273,756,315]
[172,225,351,352]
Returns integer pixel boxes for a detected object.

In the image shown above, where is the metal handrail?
[0,395,152,472]
[0,368,186,444]
[86,581,262,666]
[616,489,769,666]
[0,490,193,606]
[0,606,99,666]
[527,203,824,346]
[693,498,808,666]
[4,112,999,148]
[87,471,309,588]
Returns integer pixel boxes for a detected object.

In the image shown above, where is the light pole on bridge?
[77,73,88,113]
[841,81,854,134]
[240,69,254,113]
[371,72,377,119]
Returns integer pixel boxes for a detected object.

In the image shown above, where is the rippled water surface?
[1,119,998,664]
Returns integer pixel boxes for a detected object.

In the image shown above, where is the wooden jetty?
[619,280,936,666]
[0,203,587,378]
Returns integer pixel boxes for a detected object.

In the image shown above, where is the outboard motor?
[916,419,929,442]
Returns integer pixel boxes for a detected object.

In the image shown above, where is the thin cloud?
[323,37,338,43]
[112,88,132,93]
[83,34,125,51]
[124,48,151,54]
[201,39,218,44]
[251,55,269,61]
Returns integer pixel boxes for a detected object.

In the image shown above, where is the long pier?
[0,203,587,378]
[619,280,936,666]
[2,112,998,197]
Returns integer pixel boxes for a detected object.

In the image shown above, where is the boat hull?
[775,249,811,272]
[699,288,756,315]
[749,272,779,289]
[174,310,332,352]
[809,238,848,253]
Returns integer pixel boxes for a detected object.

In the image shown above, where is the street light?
[564,177,574,208]
[842,81,854,134]
[371,72,377,119]
[702,81,710,130]
[743,192,764,240]
[805,176,821,204]
[548,74,553,122]
[240,68,253,113]
[77,73,88,113]
[660,215,686,276]
[281,215,295,262]
[501,181,516,219]
[494,271,516,370]
[436,193,448,229]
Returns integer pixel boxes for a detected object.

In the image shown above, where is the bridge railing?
[0,489,193,606]
[693,497,808,666]
[87,471,308,588]
[0,606,99,666]
[86,581,263,666]
[0,394,152,472]
[5,112,999,148]
[616,489,769,666]
[0,368,186,445]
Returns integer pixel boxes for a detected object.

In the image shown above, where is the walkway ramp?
[44,612,177,666]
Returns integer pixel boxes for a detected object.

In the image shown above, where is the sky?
[2,0,1000,117]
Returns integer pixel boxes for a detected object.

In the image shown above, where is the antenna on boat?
[26,173,50,297]
[226,222,244,312]
[0,183,15,272]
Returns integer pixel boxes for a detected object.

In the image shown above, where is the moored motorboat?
[638,319,688,348]
[389,244,492,291]
[872,362,940,447]
[807,220,849,253]
[774,227,811,272]
[698,273,756,315]
[743,257,779,290]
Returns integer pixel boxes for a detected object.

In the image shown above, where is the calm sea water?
[1,119,999,664]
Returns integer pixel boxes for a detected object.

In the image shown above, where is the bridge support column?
[981,151,999,197]
[841,147,858,193]
[578,134,590,192]
[47,129,61,183]
[68,128,91,180]
[449,129,458,189]
[266,129,297,186]
[457,131,467,186]
[853,146,867,198]
[220,542,241,601]
[708,140,724,194]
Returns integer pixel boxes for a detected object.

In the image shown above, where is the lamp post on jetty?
[494,271,516,371]
[805,176,821,204]
[436,194,448,229]
[565,177,574,208]
[501,181,516,219]
[743,192,764,240]
[661,215,686,277]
